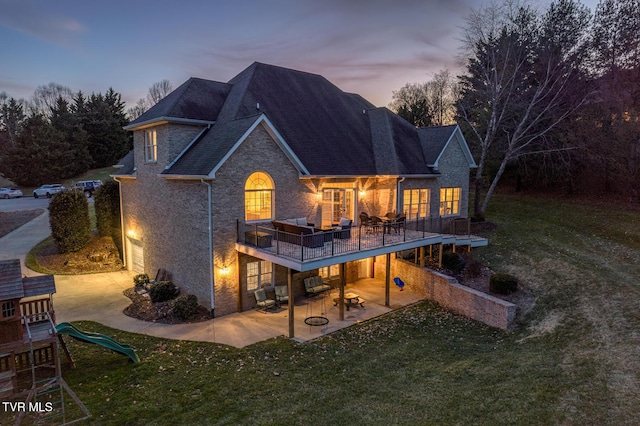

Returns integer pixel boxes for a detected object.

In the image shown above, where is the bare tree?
[147,79,173,106]
[389,70,458,127]
[457,0,592,219]
[30,82,73,117]
[127,80,173,121]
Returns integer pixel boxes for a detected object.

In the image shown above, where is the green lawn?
[13,194,640,425]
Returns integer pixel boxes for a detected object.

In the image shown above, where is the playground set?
[0,259,139,425]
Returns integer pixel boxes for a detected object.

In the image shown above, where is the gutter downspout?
[201,178,215,317]
[113,176,127,267]
[396,176,405,214]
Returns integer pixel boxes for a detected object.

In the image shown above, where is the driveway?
[0,198,51,277]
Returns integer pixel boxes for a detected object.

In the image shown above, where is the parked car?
[74,180,100,197]
[33,184,65,198]
[0,187,22,199]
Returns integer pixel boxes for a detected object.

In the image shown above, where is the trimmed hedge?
[442,251,466,273]
[490,273,518,295]
[149,281,178,303]
[49,190,91,253]
[94,180,122,258]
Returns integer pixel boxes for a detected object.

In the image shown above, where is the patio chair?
[389,214,406,233]
[254,289,276,313]
[274,285,289,306]
[360,212,377,233]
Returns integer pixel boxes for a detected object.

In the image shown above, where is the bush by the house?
[489,273,518,295]
[49,190,91,253]
[94,180,122,258]
[149,280,178,303]
[173,294,199,320]
[442,251,466,273]
[133,273,150,290]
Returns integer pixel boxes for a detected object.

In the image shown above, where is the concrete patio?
[52,271,423,348]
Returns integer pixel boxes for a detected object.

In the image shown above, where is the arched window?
[245,172,274,221]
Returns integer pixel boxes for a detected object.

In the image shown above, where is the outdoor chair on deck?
[274,285,289,307]
[360,212,377,234]
[389,214,406,233]
[254,289,276,313]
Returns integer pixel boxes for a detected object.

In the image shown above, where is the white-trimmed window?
[247,260,273,291]
[439,187,461,216]
[245,172,274,221]
[144,129,157,162]
[403,189,430,219]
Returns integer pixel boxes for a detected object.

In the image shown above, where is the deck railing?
[237,216,471,262]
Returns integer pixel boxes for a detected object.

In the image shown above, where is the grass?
[10,193,640,425]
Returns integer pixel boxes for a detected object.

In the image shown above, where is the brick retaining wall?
[394,259,516,330]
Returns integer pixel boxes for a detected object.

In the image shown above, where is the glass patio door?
[322,188,354,227]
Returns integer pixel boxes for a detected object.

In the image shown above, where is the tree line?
[390,0,640,218]
[0,79,173,187]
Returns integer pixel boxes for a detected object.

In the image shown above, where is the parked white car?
[0,187,22,199]
[33,184,65,198]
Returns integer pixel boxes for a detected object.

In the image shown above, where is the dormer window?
[144,129,157,163]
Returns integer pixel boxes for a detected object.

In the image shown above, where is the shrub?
[94,180,122,259]
[49,190,91,253]
[464,257,483,279]
[133,273,149,290]
[173,294,199,320]
[149,280,178,303]
[490,273,518,295]
[442,251,466,273]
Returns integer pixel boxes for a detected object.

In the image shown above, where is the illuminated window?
[247,260,273,291]
[144,129,157,162]
[319,265,340,279]
[245,172,274,221]
[403,189,430,219]
[2,301,15,318]
[439,187,461,216]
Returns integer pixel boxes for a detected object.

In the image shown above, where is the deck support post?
[438,243,443,267]
[419,246,425,268]
[339,263,346,321]
[385,253,391,307]
[288,268,294,338]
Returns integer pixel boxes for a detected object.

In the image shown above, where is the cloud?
[0,0,86,45]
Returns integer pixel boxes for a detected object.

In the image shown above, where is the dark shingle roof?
[418,124,458,164]
[112,150,135,176]
[0,259,56,301]
[124,63,474,177]
[0,259,24,300]
[127,78,231,128]
[23,275,56,297]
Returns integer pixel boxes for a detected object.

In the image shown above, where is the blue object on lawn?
[393,277,405,291]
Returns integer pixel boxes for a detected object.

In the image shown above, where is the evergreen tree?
[81,88,131,168]
[50,97,92,177]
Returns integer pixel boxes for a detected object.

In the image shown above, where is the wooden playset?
[0,259,90,425]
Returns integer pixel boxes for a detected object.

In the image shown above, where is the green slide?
[56,322,140,363]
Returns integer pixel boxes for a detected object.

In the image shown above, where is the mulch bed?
[37,234,124,273]
[122,288,212,324]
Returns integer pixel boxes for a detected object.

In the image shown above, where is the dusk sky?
[1,0,600,109]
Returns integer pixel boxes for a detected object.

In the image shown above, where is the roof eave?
[124,117,215,131]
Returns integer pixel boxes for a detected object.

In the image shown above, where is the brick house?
[113,62,486,325]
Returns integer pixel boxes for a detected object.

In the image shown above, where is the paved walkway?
[1,208,422,348]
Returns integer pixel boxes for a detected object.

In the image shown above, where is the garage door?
[130,240,144,273]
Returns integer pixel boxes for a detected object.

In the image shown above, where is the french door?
[322,188,354,227]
